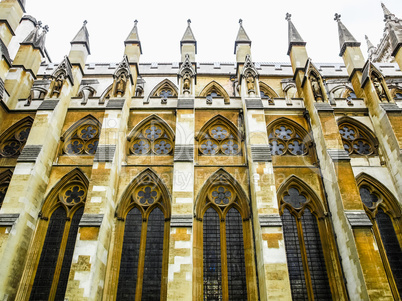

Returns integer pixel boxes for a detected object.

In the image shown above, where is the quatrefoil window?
[199,124,241,156]
[338,123,376,156]
[60,184,86,206]
[63,124,100,155]
[129,122,173,156]
[359,186,380,208]
[0,125,32,158]
[268,124,308,156]
[283,187,308,209]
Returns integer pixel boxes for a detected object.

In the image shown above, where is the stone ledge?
[177,98,194,109]
[314,102,334,112]
[250,145,272,162]
[174,145,194,162]
[170,215,193,227]
[380,103,402,112]
[0,214,19,226]
[94,145,116,162]
[245,98,263,109]
[259,215,282,227]
[79,214,104,227]
[37,99,59,110]
[345,211,372,227]
[106,98,125,109]
[17,145,42,162]
[327,149,350,161]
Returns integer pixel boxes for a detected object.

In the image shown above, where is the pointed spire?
[71,20,90,54]
[234,19,251,54]
[180,19,197,53]
[365,35,375,51]
[125,20,142,54]
[381,3,393,20]
[286,13,306,55]
[22,21,41,44]
[21,21,48,56]
[35,25,48,55]
[334,13,361,56]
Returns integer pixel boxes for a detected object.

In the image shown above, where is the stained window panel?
[142,208,165,301]
[55,207,84,299]
[117,208,142,300]
[376,209,402,296]
[30,207,66,301]
[282,208,308,300]
[225,208,247,300]
[203,208,222,300]
[301,210,332,300]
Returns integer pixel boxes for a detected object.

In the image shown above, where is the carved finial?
[187,19,191,26]
[239,19,243,25]
[83,20,87,26]
[134,19,138,26]
[285,13,291,21]
[43,25,49,33]
[334,13,341,22]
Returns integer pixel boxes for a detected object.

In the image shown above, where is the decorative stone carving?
[178,54,196,95]
[371,74,388,101]
[112,55,132,98]
[309,73,323,101]
[241,54,259,97]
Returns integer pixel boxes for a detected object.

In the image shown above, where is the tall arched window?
[105,169,171,300]
[61,115,101,156]
[0,117,33,158]
[16,169,88,300]
[278,176,347,300]
[0,169,12,209]
[194,169,257,300]
[357,174,402,300]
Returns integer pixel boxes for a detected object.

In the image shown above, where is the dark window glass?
[142,207,165,301]
[117,208,142,300]
[55,207,84,299]
[376,208,402,296]
[226,208,247,300]
[30,207,66,301]
[203,207,222,300]
[282,208,308,300]
[301,210,332,300]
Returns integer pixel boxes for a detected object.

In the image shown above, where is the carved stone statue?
[246,73,255,93]
[183,72,191,93]
[116,73,126,97]
[371,75,387,101]
[52,74,64,98]
[309,74,323,101]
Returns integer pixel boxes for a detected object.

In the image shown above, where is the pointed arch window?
[109,170,170,300]
[338,119,378,156]
[128,116,175,156]
[21,171,88,300]
[61,116,101,156]
[199,81,230,104]
[147,79,178,104]
[195,171,257,300]
[197,116,243,156]
[0,118,33,158]
[259,82,278,105]
[278,180,343,300]
[357,175,402,300]
[0,170,12,209]
[267,119,310,156]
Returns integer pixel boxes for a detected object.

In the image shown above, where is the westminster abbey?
[0,0,401,300]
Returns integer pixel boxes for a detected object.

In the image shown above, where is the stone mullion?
[294,67,391,299]
[241,75,291,300]
[64,90,132,300]
[0,65,81,300]
[166,105,194,301]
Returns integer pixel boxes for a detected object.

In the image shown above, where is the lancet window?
[0,170,12,208]
[267,119,309,156]
[279,180,337,300]
[0,118,33,158]
[110,169,170,300]
[61,116,101,156]
[338,119,377,156]
[194,170,257,300]
[128,116,174,156]
[21,170,88,300]
[197,115,242,156]
[357,175,402,299]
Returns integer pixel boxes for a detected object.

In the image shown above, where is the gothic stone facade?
[0,1,401,300]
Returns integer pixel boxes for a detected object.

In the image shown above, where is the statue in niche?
[371,75,387,101]
[246,73,255,94]
[309,74,323,101]
[183,72,191,93]
[52,74,64,98]
[115,73,127,97]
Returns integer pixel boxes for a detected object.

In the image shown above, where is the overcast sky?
[26,0,400,64]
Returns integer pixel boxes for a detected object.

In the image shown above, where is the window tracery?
[338,120,377,156]
[197,116,242,156]
[128,117,174,156]
[199,81,230,104]
[267,120,309,156]
[0,118,33,158]
[148,79,178,104]
[357,175,402,300]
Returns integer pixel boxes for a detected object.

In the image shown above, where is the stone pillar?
[0,63,83,300]
[0,0,24,46]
